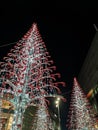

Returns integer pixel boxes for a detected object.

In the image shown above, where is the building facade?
[78,27,98,115]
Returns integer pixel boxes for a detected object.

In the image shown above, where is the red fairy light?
[45,52,49,55]
[17,124,21,128]
[18,90,22,93]
[48,60,54,64]
[51,73,61,78]
[49,66,56,70]
[60,97,66,102]
[53,86,61,94]
[54,82,66,87]
[29,85,34,89]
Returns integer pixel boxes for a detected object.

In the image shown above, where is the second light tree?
[66,77,97,130]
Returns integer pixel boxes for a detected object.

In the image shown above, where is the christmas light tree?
[32,98,54,130]
[23,23,65,130]
[66,77,97,130]
[0,23,65,130]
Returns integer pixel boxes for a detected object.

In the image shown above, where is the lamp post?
[55,97,61,130]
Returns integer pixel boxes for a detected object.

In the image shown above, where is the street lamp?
[55,97,61,130]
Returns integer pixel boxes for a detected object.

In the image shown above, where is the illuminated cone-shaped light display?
[25,23,65,130]
[26,24,65,130]
[66,77,97,130]
[0,23,65,130]
[27,24,65,102]
[32,97,54,130]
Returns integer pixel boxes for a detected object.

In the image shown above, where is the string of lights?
[0,41,17,48]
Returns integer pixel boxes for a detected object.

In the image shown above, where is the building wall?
[78,31,98,94]
[78,30,98,115]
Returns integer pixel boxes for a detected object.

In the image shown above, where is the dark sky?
[0,5,98,129]
[0,7,96,88]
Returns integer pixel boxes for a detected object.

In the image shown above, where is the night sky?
[0,5,98,129]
